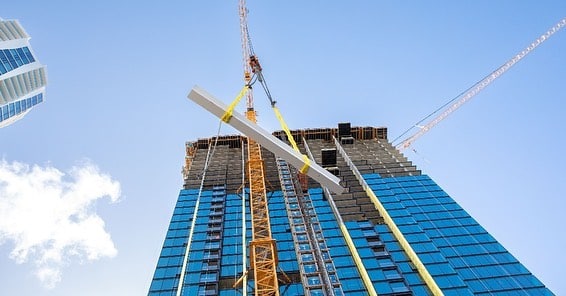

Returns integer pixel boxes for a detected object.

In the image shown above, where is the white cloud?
[0,159,121,289]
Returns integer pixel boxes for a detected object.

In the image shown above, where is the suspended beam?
[188,85,345,194]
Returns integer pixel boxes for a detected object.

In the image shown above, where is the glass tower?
[0,19,47,128]
[149,125,553,295]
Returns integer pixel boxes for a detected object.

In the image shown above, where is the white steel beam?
[188,85,345,194]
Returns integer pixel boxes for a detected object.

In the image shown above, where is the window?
[303,263,317,273]
[7,49,18,67]
[198,283,217,295]
[308,275,321,285]
[23,47,35,62]
[204,241,220,250]
[390,281,410,293]
[204,250,220,259]
[207,231,221,240]
[203,260,219,271]
[16,48,29,64]
[383,268,402,280]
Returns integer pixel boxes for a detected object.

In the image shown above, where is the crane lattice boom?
[396,17,566,151]
[239,0,280,295]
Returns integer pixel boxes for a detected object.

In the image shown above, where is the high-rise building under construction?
[148,123,553,296]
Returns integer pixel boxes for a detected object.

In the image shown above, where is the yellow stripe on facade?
[333,136,443,295]
[339,221,378,296]
[364,187,444,296]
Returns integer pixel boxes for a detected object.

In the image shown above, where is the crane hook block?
[249,55,262,73]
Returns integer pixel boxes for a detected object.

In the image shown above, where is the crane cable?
[250,61,311,173]
[393,17,566,150]
[391,76,485,145]
[221,66,310,172]
[238,4,310,172]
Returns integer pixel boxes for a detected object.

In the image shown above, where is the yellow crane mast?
[239,0,280,295]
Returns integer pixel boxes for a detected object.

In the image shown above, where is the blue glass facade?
[150,131,553,295]
[0,93,43,124]
[365,173,553,295]
[150,175,553,295]
[152,186,430,295]
[0,47,35,75]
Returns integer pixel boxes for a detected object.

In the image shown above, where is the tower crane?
[394,17,566,151]
[239,0,280,295]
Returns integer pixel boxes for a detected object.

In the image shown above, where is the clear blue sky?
[1,1,565,295]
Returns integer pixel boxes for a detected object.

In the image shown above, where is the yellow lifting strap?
[272,106,311,174]
[221,85,250,123]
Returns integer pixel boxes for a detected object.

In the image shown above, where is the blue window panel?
[416,252,446,265]
[373,282,392,294]
[220,264,242,277]
[0,51,11,72]
[412,242,439,253]
[340,278,365,293]
[378,195,400,203]
[383,201,405,210]
[167,256,183,267]
[347,227,364,238]
[390,281,411,293]
[16,48,29,64]
[444,288,474,296]
[514,274,544,288]
[6,49,17,68]
[187,251,205,262]
[278,250,296,262]
[161,277,178,290]
[22,47,35,62]
[386,241,403,252]
[395,216,420,227]
[405,233,430,243]
[192,232,206,241]
[220,254,240,266]
[320,220,338,229]
[390,250,409,262]
[377,231,395,242]
[326,237,346,247]
[474,233,496,243]
[426,262,456,276]
[148,279,164,292]
[279,259,299,272]
[333,255,355,268]
[221,245,238,256]
[0,61,7,75]
[501,262,529,275]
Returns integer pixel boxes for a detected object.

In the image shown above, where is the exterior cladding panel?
[364,173,554,296]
